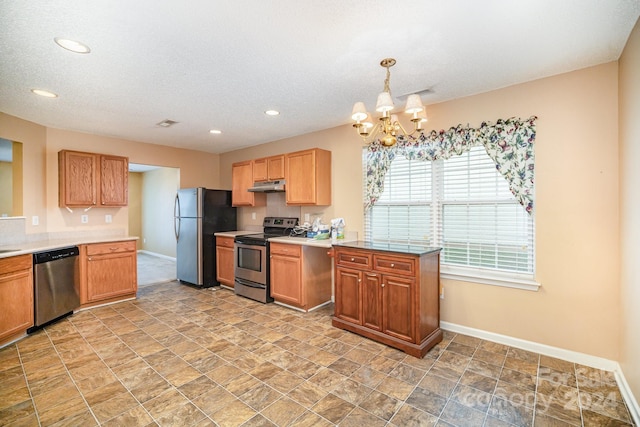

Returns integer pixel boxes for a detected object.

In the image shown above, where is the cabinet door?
[285,148,331,206]
[232,161,265,206]
[0,257,33,341]
[86,252,137,301]
[100,155,128,206]
[59,150,98,207]
[270,253,302,306]
[362,272,382,331]
[216,245,235,287]
[253,158,268,182]
[335,267,361,324]
[285,150,316,204]
[267,155,285,180]
[382,275,414,342]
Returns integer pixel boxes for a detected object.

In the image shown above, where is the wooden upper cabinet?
[100,155,128,206]
[285,148,331,206]
[59,150,99,207]
[59,150,128,208]
[253,155,285,182]
[266,155,285,180]
[253,158,268,182]
[232,160,265,207]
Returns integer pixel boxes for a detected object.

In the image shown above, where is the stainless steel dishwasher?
[30,246,80,332]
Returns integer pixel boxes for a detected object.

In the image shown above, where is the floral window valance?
[365,116,537,215]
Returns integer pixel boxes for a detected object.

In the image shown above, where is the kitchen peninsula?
[332,241,442,358]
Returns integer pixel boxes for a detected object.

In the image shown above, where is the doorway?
[129,163,179,285]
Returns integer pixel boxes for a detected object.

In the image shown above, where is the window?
[364,146,536,288]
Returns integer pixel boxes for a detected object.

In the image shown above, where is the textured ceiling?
[0,1,638,154]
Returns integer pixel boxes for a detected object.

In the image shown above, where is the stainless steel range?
[234,216,298,303]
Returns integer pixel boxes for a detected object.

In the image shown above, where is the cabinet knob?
[358,279,361,283]
[350,257,355,262]
[88,257,92,261]
[381,283,385,287]
[390,263,395,267]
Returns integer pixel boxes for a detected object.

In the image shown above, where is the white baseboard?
[137,250,176,261]
[614,366,640,426]
[440,321,639,424]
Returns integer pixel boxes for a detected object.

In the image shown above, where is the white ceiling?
[0,1,638,155]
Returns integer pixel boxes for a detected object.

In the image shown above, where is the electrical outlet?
[304,213,310,223]
[32,216,39,226]
[105,214,112,223]
[252,212,256,220]
[81,215,89,224]
[440,286,444,299]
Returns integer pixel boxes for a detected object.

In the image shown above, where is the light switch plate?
[32,216,39,226]
[105,214,112,223]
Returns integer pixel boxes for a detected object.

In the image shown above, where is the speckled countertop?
[0,236,138,259]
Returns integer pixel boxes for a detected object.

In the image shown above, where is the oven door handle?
[235,277,266,289]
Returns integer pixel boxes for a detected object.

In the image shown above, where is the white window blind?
[365,154,432,246]
[365,146,535,277]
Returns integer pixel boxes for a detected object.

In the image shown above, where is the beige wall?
[0,162,11,217]
[619,18,640,403]
[221,62,621,360]
[0,114,222,237]
[0,114,47,233]
[141,167,179,257]
[128,172,143,250]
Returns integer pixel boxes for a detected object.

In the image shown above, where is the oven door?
[234,241,267,285]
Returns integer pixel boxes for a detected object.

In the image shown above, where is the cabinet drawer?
[216,236,235,249]
[0,255,32,276]
[373,254,415,276]
[270,243,301,257]
[336,250,371,269]
[86,240,136,256]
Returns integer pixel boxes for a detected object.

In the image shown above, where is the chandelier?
[351,58,428,147]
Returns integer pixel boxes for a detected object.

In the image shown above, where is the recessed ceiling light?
[209,129,222,134]
[54,37,91,54]
[265,110,280,116]
[31,89,58,98]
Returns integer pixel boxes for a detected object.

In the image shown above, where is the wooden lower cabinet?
[81,240,137,307]
[270,242,331,311]
[0,255,33,344]
[215,236,235,288]
[333,246,442,358]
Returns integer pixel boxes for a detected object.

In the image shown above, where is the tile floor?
[0,281,635,427]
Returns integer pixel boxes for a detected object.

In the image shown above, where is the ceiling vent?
[156,119,179,128]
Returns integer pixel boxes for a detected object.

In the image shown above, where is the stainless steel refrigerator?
[174,188,237,287]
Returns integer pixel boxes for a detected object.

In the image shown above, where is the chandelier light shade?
[351,58,428,146]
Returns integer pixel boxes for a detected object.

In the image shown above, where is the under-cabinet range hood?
[248,180,286,193]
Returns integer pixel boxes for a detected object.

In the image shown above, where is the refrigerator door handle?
[174,194,181,241]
